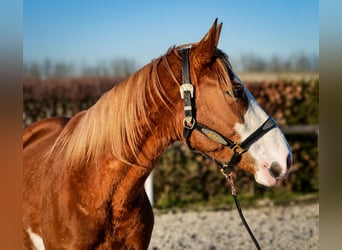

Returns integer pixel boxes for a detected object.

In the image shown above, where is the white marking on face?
[27,227,45,250]
[234,86,292,186]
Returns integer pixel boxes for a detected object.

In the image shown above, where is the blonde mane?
[47,48,180,167]
[47,47,234,168]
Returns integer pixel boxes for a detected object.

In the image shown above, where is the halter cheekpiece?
[179,48,278,173]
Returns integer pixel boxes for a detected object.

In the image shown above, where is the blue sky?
[24,0,318,67]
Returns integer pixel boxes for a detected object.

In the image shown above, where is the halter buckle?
[232,144,247,155]
[183,117,196,129]
[180,83,194,99]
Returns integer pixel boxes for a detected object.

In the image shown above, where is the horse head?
[175,19,292,187]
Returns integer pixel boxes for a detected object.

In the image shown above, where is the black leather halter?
[179,48,277,173]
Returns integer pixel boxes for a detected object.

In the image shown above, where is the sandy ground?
[149,202,319,250]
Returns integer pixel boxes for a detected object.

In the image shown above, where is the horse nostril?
[269,162,282,178]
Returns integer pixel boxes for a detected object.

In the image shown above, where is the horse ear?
[193,18,223,64]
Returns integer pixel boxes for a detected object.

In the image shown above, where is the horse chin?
[254,165,277,187]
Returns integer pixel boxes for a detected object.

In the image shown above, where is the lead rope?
[220,169,262,250]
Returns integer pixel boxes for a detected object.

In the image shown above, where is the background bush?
[23,76,318,208]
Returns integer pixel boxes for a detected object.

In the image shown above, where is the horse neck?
[86,51,183,168]
[123,54,183,167]
[81,54,183,205]
[44,51,184,211]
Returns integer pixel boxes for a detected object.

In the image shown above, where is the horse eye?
[224,91,232,97]
[232,84,243,98]
[224,84,244,99]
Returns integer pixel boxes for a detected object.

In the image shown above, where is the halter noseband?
[179,48,277,173]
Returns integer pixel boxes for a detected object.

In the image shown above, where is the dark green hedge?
[23,77,318,208]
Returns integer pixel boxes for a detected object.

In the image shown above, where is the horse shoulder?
[23,117,71,249]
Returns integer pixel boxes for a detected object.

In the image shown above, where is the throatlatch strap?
[180,48,195,141]
[181,48,191,84]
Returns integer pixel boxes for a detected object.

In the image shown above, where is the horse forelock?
[47,49,181,167]
[213,49,232,84]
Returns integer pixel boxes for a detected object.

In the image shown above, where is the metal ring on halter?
[232,144,247,155]
[183,117,196,129]
[220,166,231,178]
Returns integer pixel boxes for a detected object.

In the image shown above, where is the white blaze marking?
[27,227,45,250]
[234,85,290,186]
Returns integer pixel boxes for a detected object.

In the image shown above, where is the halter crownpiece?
[179,48,277,173]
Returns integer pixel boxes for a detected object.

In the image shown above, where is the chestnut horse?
[23,19,292,249]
